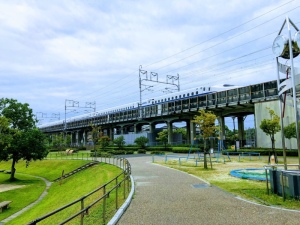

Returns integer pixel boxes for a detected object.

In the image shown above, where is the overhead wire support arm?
[35,112,60,124]
[138,65,180,119]
[64,99,97,132]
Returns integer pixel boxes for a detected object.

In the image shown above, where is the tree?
[156,130,168,150]
[0,98,36,130]
[259,108,281,163]
[283,121,300,150]
[283,121,300,140]
[99,136,111,150]
[113,136,126,150]
[0,116,13,159]
[174,128,187,141]
[193,109,217,169]
[134,136,149,149]
[0,98,48,181]
[52,133,65,151]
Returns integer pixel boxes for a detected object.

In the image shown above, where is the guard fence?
[27,155,131,225]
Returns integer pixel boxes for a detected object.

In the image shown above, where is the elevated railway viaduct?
[39,79,298,149]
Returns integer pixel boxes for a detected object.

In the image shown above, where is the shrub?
[134,136,149,149]
[113,136,125,149]
[137,149,147,154]
[151,151,165,155]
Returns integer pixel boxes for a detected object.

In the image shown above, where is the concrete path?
[117,155,300,225]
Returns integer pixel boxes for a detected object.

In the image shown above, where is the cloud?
[0,0,299,127]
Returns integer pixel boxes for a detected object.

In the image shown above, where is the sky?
[1,0,300,130]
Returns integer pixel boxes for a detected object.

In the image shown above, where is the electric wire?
[38,2,300,123]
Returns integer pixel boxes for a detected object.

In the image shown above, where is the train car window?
[161,99,163,102]
[172,97,174,100]
[175,96,178,99]
[168,97,170,100]
[208,87,211,91]
[187,93,189,97]
[183,94,185,97]
[179,95,181,98]
[165,98,167,101]
[203,87,205,91]
[191,92,194,95]
[196,91,198,95]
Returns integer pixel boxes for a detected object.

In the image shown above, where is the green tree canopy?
[99,136,111,150]
[113,136,125,149]
[192,109,217,169]
[0,98,48,181]
[259,108,281,163]
[0,98,36,130]
[283,121,300,140]
[156,130,168,150]
[193,110,217,140]
[134,136,149,149]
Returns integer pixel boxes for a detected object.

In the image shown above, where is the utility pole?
[64,100,96,132]
[139,65,180,119]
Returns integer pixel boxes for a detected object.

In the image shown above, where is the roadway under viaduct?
[40,79,300,149]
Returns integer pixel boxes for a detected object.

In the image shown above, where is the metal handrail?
[27,156,131,225]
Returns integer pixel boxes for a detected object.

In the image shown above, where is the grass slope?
[0,159,123,224]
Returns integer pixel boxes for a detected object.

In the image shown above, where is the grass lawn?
[0,159,124,224]
[0,173,45,221]
[155,154,300,210]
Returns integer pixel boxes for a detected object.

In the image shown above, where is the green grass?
[0,159,92,181]
[0,173,45,221]
[0,159,125,224]
[155,155,300,210]
[9,163,123,225]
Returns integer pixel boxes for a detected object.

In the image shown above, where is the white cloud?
[0,0,299,125]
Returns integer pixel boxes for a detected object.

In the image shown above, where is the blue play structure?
[187,138,226,163]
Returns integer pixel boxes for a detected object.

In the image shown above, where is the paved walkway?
[117,155,300,225]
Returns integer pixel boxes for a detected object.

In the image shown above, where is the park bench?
[0,201,12,212]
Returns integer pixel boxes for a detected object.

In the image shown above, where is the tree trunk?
[271,135,278,163]
[10,158,16,181]
[203,139,208,169]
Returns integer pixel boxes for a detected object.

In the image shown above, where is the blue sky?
[1,0,300,130]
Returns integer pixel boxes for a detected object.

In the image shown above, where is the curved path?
[0,175,52,224]
[117,155,300,225]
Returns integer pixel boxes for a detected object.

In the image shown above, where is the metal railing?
[27,156,131,225]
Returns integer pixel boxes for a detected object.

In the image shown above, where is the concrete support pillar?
[149,123,155,133]
[189,121,196,144]
[75,131,79,146]
[109,127,114,140]
[82,130,87,146]
[186,120,191,145]
[71,132,75,146]
[134,124,137,134]
[238,116,245,147]
[120,125,124,135]
[167,121,173,144]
